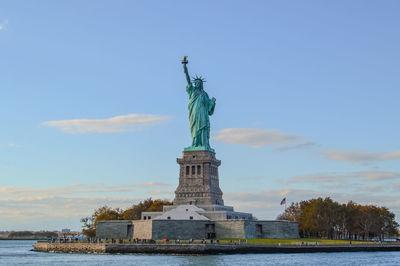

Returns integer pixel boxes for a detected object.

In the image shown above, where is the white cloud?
[322,150,400,164]
[0,20,8,31]
[42,114,171,133]
[212,128,304,148]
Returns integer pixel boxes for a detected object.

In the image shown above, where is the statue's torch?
[182,56,188,64]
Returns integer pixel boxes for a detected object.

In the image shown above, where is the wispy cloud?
[134,182,171,188]
[8,143,20,148]
[0,196,137,222]
[42,114,171,133]
[274,141,319,152]
[212,128,305,148]
[224,188,400,221]
[146,190,174,195]
[2,183,399,229]
[289,170,400,184]
[0,182,173,229]
[0,182,171,197]
[321,150,400,164]
[0,20,8,31]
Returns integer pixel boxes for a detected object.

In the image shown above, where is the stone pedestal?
[174,150,224,206]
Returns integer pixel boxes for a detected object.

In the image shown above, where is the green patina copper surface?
[182,57,216,152]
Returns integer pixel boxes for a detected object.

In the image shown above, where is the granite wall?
[96,219,299,240]
[96,221,132,239]
[214,220,246,239]
[254,220,299,239]
[152,220,209,239]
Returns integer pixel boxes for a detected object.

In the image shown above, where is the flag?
[280,197,286,205]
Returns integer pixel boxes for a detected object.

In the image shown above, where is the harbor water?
[1,240,400,266]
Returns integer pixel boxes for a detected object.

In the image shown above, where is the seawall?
[34,242,106,253]
[34,242,400,254]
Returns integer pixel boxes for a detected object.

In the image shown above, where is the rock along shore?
[33,242,400,255]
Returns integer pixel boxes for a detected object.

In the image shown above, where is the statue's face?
[193,80,203,90]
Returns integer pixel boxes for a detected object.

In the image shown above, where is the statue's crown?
[192,75,206,83]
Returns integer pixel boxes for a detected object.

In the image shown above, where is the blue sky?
[1,0,400,231]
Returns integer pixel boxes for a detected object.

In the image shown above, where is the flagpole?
[280,197,287,214]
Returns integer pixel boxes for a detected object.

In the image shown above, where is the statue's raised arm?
[182,56,191,85]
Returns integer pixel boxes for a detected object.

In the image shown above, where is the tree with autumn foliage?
[80,198,172,237]
[121,198,172,220]
[80,205,123,238]
[277,197,399,240]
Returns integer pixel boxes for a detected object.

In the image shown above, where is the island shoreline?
[33,242,400,255]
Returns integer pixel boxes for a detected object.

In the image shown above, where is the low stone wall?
[34,242,106,253]
[34,242,400,254]
[215,220,246,239]
[254,221,299,239]
[213,220,299,239]
[96,219,299,240]
[152,220,209,240]
[97,221,132,239]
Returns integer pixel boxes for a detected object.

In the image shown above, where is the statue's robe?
[186,83,215,149]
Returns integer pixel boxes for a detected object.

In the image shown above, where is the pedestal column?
[174,150,224,206]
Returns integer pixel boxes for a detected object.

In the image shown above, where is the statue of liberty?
[182,56,216,152]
